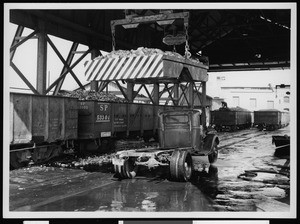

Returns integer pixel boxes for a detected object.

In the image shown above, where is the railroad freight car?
[77,100,188,153]
[254,109,290,131]
[10,93,78,168]
[211,107,252,132]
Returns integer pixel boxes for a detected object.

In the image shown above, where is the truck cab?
[158,109,204,151]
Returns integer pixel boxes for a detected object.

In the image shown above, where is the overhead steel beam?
[209,61,290,72]
[22,10,135,50]
[111,12,189,29]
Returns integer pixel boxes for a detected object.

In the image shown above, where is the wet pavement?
[193,127,290,212]
[9,127,291,212]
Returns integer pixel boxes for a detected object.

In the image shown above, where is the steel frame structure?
[9,25,92,95]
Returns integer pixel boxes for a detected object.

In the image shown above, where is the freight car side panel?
[128,104,142,132]
[11,93,78,144]
[113,103,127,132]
[236,111,252,125]
[31,96,48,142]
[211,111,237,125]
[48,97,64,142]
[78,101,96,139]
[254,111,281,125]
[10,94,32,144]
[64,98,78,139]
[143,105,154,130]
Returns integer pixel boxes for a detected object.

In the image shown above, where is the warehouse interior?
[4,4,296,216]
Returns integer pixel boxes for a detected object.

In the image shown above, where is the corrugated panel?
[10,93,78,144]
[10,94,33,144]
[85,54,164,81]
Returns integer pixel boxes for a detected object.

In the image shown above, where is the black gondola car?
[211,107,252,132]
[254,109,289,131]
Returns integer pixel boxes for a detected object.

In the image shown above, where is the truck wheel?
[170,150,193,182]
[114,158,137,179]
[208,142,218,163]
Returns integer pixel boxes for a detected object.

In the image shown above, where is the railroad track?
[217,129,265,150]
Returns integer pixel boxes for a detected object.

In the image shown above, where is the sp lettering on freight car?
[99,103,109,111]
[95,103,111,123]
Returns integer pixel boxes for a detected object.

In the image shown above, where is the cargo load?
[84,47,208,82]
[58,89,128,103]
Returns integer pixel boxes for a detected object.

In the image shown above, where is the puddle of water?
[29,175,216,212]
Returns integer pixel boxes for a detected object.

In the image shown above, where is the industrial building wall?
[207,72,291,111]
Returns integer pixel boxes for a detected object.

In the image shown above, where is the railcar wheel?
[114,158,138,179]
[208,142,218,164]
[170,150,193,182]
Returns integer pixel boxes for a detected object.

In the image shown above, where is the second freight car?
[211,107,252,132]
[254,109,290,131]
[77,100,189,153]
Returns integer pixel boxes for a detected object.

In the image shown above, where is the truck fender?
[204,134,219,153]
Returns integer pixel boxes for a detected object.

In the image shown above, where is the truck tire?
[208,141,218,163]
[170,150,193,182]
[114,158,137,179]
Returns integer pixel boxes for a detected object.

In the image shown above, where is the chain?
[184,24,191,59]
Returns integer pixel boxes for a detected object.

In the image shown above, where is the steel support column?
[153,83,159,105]
[173,83,179,106]
[127,81,134,103]
[89,49,101,92]
[90,80,99,92]
[188,83,194,108]
[201,81,207,128]
[153,82,160,135]
[36,22,47,95]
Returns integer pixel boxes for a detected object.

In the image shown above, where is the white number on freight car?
[96,114,110,122]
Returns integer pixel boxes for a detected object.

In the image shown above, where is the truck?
[112,109,219,182]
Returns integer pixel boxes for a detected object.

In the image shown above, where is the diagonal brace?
[45,35,85,90]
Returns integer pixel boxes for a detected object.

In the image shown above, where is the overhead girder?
[10,9,135,51]
[9,9,291,73]
[209,60,290,72]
